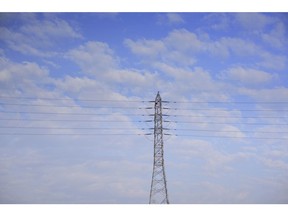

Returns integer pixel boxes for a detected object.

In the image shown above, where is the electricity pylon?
[149,92,169,204]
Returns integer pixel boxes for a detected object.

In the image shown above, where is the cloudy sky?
[0,12,288,204]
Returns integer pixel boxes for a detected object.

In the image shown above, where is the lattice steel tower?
[149,92,169,204]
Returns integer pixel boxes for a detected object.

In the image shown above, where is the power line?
[166,101,288,104]
[168,134,288,140]
[1,96,288,104]
[0,118,152,123]
[0,96,149,103]
[0,132,286,140]
[168,115,286,119]
[169,121,288,126]
[0,133,147,136]
[1,102,287,112]
[0,111,150,116]
[2,126,286,136]
[1,118,286,126]
[0,103,152,110]
[166,108,288,112]
[0,126,149,130]
[2,94,287,142]
[1,126,286,135]
[166,128,288,134]
[1,110,286,118]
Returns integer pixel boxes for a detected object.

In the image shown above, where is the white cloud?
[166,13,185,24]
[204,13,230,31]
[206,33,286,71]
[262,22,287,49]
[151,62,240,103]
[222,67,276,85]
[172,139,248,173]
[20,18,82,40]
[11,43,58,58]
[211,37,259,57]
[54,75,111,96]
[0,14,82,57]
[54,71,156,101]
[66,41,158,95]
[261,158,288,170]
[0,57,50,94]
[124,39,166,57]
[233,13,287,52]
[165,29,203,52]
[106,69,157,88]
[258,51,287,70]
[238,87,288,102]
[157,13,185,25]
[220,125,246,138]
[125,28,286,70]
[67,41,118,75]
[53,76,142,104]
[125,29,203,66]
[153,63,219,91]
[234,13,275,32]
[0,145,150,203]
[206,40,230,58]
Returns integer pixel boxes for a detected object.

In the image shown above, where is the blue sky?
[0,12,288,204]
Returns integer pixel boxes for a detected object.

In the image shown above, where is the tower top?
[156,91,161,101]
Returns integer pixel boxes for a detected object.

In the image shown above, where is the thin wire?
[170,121,288,126]
[166,108,288,112]
[1,111,286,119]
[0,133,286,139]
[0,133,147,136]
[5,102,287,111]
[170,134,288,140]
[1,126,286,135]
[0,96,148,103]
[0,118,286,126]
[167,101,288,104]
[0,118,151,123]
[0,111,149,116]
[0,103,151,110]
[1,96,288,104]
[167,128,288,134]
[0,126,148,130]
[168,115,285,119]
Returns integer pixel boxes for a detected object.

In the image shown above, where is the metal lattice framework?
[149,92,169,204]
